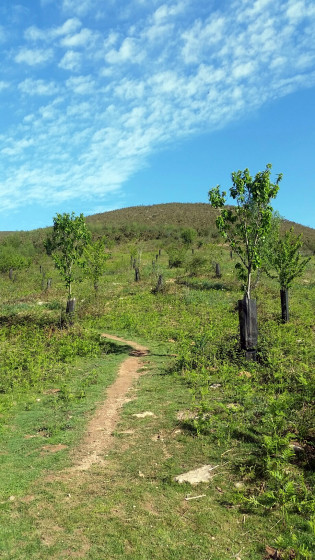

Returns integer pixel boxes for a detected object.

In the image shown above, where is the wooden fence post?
[215,263,221,278]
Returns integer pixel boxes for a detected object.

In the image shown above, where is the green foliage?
[0,245,31,273]
[128,243,143,268]
[185,254,208,276]
[82,237,110,292]
[209,164,282,298]
[45,212,90,298]
[264,227,311,290]
[181,227,197,246]
[0,204,314,559]
[167,243,187,268]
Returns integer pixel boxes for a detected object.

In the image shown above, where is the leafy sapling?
[263,226,310,322]
[82,237,110,293]
[209,164,282,300]
[45,212,91,310]
[209,164,282,355]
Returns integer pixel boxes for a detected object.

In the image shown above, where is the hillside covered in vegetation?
[0,202,314,559]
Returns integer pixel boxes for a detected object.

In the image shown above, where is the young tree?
[0,246,31,275]
[263,226,310,322]
[209,164,282,300]
[181,227,197,247]
[82,237,110,293]
[45,212,90,307]
[209,164,282,356]
[167,244,187,268]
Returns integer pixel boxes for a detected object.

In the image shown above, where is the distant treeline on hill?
[0,203,314,254]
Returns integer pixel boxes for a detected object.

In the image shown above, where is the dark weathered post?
[280,289,289,323]
[156,274,163,292]
[155,254,159,261]
[159,249,161,256]
[135,267,140,282]
[9,268,13,280]
[215,263,221,278]
[238,297,258,360]
[230,250,233,259]
[66,298,76,314]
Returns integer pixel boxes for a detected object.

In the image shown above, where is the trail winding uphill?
[71,334,149,472]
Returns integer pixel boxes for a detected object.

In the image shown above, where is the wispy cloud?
[18,78,60,96]
[0,81,9,92]
[0,0,314,217]
[14,47,53,65]
[25,18,82,42]
[59,50,82,71]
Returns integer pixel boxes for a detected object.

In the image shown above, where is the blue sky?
[0,0,314,232]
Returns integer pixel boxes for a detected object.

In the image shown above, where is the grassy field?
[0,208,314,559]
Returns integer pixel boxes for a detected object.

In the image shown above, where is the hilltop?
[0,203,314,253]
[85,202,315,250]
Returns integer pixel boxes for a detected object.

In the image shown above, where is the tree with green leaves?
[82,237,110,292]
[181,227,197,247]
[45,212,90,304]
[209,163,282,300]
[0,245,31,275]
[209,164,282,357]
[263,226,310,322]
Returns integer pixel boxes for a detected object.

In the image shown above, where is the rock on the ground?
[175,465,217,485]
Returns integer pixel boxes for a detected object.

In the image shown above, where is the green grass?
[0,347,285,560]
[0,233,314,559]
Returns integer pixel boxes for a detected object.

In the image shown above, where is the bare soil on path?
[70,333,149,471]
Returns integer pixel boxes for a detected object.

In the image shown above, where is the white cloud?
[25,18,82,42]
[62,0,94,16]
[181,14,225,64]
[60,28,94,48]
[105,37,144,64]
[66,75,95,94]
[0,0,314,216]
[14,48,53,65]
[59,50,82,71]
[286,0,306,21]
[1,138,34,157]
[232,61,256,79]
[18,78,59,96]
[153,1,187,23]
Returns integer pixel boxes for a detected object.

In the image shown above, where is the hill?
[0,203,314,252]
[85,202,315,251]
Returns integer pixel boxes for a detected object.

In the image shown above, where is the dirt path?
[70,334,149,471]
